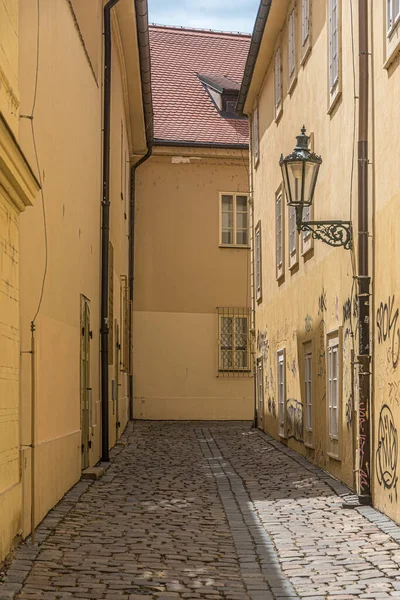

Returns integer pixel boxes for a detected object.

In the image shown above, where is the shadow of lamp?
[280,126,352,250]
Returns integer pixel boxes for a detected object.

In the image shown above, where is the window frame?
[218,309,251,374]
[301,132,315,256]
[326,329,342,460]
[327,0,341,113]
[257,357,264,428]
[276,186,284,281]
[219,192,250,248]
[288,205,299,269]
[255,220,262,302]
[288,6,297,92]
[252,106,259,168]
[301,0,312,63]
[303,341,314,448]
[277,348,287,438]
[274,46,283,121]
[385,0,400,67]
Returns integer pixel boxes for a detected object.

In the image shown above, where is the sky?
[148,0,259,34]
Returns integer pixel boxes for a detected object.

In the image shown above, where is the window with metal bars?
[328,338,339,441]
[304,349,313,432]
[218,308,251,376]
[277,349,286,437]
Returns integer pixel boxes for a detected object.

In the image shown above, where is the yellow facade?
[134,146,254,420]
[0,0,39,561]
[243,0,400,521]
[0,0,150,563]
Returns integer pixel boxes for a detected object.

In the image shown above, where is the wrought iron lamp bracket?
[295,207,352,250]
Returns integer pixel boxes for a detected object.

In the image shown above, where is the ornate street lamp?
[280,126,352,250]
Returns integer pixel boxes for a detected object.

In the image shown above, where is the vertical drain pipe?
[101,0,120,462]
[128,0,153,420]
[357,0,372,503]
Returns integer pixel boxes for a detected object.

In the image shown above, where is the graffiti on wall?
[377,296,400,369]
[318,288,327,316]
[388,381,400,406]
[286,398,303,442]
[317,320,326,378]
[268,396,276,417]
[345,396,352,429]
[376,404,398,502]
[305,314,313,334]
[257,328,269,365]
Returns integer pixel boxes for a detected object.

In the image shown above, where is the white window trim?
[288,205,298,269]
[301,0,312,64]
[257,357,264,427]
[304,341,314,448]
[327,329,342,460]
[255,220,262,302]
[274,46,283,121]
[301,133,314,256]
[277,349,287,438]
[288,7,297,93]
[327,0,341,113]
[276,188,284,281]
[218,311,251,373]
[219,193,250,248]
[387,0,400,35]
[385,0,400,67]
[253,106,259,167]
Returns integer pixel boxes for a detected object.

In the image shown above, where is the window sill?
[276,269,284,283]
[219,244,250,249]
[328,86,341,115]
[289,256,298,271]
[384,32,400,69]
[288,74,297,96]
[256,293,262,304]
[304,441,315,450]
[275,104,283,124]
[301,240,313,258]
[301,42,312,67]
[254,155,260,170]
[327,451,341,462]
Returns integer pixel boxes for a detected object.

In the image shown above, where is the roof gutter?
[236,0,273,116]
[153,139,248,150]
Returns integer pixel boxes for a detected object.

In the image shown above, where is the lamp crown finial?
[301,125,306,135]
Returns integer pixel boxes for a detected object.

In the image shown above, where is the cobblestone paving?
[2,422,400,600]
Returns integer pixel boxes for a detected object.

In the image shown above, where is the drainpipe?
[128,0,153,420]
[101,0,120,462]
[357,0,371,503]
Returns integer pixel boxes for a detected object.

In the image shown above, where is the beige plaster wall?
[249,0,359,489]
[0,0,19,133]
[370,4,400,522]
[134,150,253,420]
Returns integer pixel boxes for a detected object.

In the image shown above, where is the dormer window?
[197,73,244,118]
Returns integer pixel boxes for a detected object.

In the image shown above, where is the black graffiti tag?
[376,296,400,369]
[286,398,303,442]
[376,404,398,496]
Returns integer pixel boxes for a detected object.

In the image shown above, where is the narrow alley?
[2,422,400,600]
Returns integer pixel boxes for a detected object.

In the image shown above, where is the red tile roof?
[149,25,250,147]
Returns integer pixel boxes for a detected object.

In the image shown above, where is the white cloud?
[148,0,259,34]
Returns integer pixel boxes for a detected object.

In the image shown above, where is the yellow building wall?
[0,0,39,564]
[249,0,359,489]
[370,3,400,521]
[0,0,19,134]
[134,150,253,420]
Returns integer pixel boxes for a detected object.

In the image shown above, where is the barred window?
[218,308,251,375]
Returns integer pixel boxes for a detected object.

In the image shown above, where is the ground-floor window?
[218,307,251,376]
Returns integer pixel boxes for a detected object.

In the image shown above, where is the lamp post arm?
[295,207,352,250]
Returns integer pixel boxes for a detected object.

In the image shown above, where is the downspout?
[128,0,153,420]
[357,0,372,503]
[101,0,120,462]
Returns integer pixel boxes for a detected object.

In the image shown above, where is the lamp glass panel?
[304,162,320,205]
[286,161,304,206]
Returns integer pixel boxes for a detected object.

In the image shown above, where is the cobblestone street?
[3,422,400,600]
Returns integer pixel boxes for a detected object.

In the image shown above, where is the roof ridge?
[149,23,251,39]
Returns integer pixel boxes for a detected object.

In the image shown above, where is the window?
[220,194,249,247]
[257,358,264,425]
[388,0,400,33]
[274,47,282,118]
[276,189,284,279]
[327,332,341,459]
[288,9,296,78]
[253,106,259,166]
[288,205,298,267]
[255,221,262,302]
[277,349,286,437]
[328,0,340,107]
[218,308,250,374]
[302,133,314,255]
[120,275,130,373]
[304,347,313,433]
[302,0,310,45]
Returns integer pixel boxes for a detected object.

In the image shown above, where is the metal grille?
[218,307,251,377]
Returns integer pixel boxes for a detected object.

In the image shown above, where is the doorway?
[80,295,91,469]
